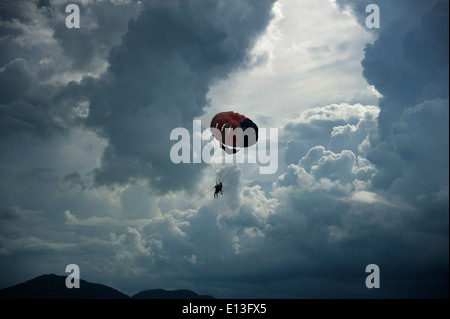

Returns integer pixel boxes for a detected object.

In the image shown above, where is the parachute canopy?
[210,111,258,154]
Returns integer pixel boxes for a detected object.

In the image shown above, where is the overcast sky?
[0,0,448,298]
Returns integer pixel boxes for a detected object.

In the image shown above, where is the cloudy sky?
[0,0,448,298]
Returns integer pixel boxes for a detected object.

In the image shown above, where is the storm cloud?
[0,0,448,299]
[85,0,277,192]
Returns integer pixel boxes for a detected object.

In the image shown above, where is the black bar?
[1,299,448,318]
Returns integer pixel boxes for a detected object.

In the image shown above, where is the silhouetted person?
[214,182,223,198]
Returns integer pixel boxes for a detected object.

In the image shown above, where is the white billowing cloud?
[64,210,145,227]
[282,103,379,168]
[310,149,356,183]
[349,190,383,204]
[219,183,278,255]
[185,254,198,265]
[287,103,379,125]
[114,227,152,257]
[64,210,79,224]
[0,13,56,49]
[278,145,376,198]
[98,226,155,278]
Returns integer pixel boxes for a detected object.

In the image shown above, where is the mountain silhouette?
[131,289,214,299]
[0,274,128,299]
[0,274,214,299]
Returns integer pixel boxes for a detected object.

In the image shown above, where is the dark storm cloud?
[342,0,449,204]
[0,58,33,105]
[274,0,449,297]
[334,0,448,137]
[236,0,449,298]
[266,149,448,298]
[361,1,449,137]
[0,0,33,22]
[0,207,20,220]
[0,0,140,70]
[0,0,54,66]
[46,0,142,70]
[335,0,436,34]
[0,58,65,138]
[0,0,279,295]
[85,0,276,193]
[1,0,447,299]
[0,0,142,139]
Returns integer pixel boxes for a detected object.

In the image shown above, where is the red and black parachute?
[210,111,258,154]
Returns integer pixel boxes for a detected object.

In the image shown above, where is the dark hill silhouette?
[0,274,214,299]
[0,274,128,299]
[131,289,214,299]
